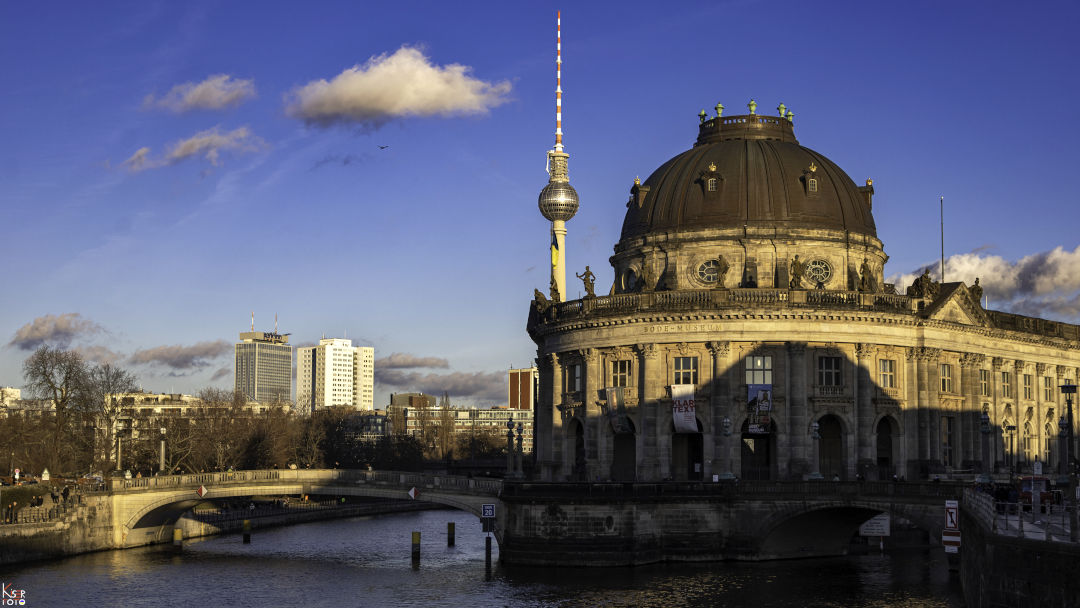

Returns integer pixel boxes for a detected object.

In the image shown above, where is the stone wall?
[959,508,1080,607]
[0,495,114,566]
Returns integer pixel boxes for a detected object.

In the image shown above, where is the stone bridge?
[103,470,963,565]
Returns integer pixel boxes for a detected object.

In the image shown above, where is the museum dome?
[619,108,877,243]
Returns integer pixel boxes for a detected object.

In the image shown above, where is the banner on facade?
[747,384,773,434]
[671,384,697,433]
[604,387,633,434]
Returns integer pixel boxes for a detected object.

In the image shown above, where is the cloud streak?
[286,46,511,128]
[375,369,504,403]
[888,245,1080,320]
[144,74,256,112]
[8,313,104,351]
[128,340,231,370]
[376,352,450,369]
[123,126,264,172]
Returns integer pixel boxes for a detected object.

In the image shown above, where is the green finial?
[785,109,794,123]
[715,102,724,118]
[699,109,707,124]
[777,102,786,117]
[748,99,757,114]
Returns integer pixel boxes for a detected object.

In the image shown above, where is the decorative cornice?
[916,347,941,361]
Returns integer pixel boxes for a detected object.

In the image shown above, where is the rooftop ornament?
[699,109,707,124]
[777,102,786,117]
[715,102,724,118]
[747,99,757,114]
[785,109,794,123]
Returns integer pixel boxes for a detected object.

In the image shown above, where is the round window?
[696,260,720,283]
[805,259,832,284]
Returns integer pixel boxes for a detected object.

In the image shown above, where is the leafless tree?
[83,362,138,470]
[21,345,90,471]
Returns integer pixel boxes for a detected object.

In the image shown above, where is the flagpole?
[940,196,945,282]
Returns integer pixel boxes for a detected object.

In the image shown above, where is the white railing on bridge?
[963,487,1075,543]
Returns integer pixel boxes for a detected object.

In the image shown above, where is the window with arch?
[807,177,818,193]
[1045,423,1054,463]
[707,177,717,192]
[1023,422,1033,457]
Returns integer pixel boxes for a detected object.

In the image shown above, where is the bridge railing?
[108,469,504,496]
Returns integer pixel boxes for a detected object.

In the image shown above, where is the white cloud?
[122,126,264,172]
[887,245,1080,320]
[144,74,256,112]
[286,46,511,128]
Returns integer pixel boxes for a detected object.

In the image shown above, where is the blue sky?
[4,1,1080,406]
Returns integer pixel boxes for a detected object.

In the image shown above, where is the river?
[4,509,964,607]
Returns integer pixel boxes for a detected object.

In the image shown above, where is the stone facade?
[528,111,1080,483]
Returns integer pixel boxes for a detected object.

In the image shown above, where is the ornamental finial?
[747,99,757,114]
[777,102,786,117]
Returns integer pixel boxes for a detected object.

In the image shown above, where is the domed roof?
[619,113,876,242]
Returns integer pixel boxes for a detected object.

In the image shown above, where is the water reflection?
[8,510,962,608]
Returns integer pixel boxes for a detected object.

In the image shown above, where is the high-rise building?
[296,338,374,412]
[508,367,537,410]
[234,331,293,404]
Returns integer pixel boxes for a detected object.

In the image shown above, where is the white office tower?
[296,338,375,412]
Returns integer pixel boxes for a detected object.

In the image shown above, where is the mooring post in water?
[173,527,183,552]
[412,531,421,563]
[243,519,251,544]
[447,522,455,547]
[485,535,492,577]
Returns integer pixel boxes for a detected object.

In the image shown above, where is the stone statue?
[533,288,550,311]
[549,276,561,302]
[907,268,939,299]
[858,258,877,293]
[789,255,806,289]
[576,266,596,298]
[715,255,730,288]
[970,277,983,306]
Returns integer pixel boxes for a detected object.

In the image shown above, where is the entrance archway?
[671,418,704,481]
[611,419,637,481]
[819,415,845,480]
[740,419,774,480]
[876,417,898,480]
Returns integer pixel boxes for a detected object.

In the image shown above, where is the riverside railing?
[109,469,504,496]
[963,487,1075,542]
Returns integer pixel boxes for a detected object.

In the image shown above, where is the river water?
[5,509,964,607]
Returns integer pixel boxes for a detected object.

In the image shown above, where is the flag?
[550,230,559,268]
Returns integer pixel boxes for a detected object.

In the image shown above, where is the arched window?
[1023,422,1033,458]
[1044,423,1054,464]
[707,177,717,192]
[807,177,818,193]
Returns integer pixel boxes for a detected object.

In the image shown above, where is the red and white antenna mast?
[555,10,563,153]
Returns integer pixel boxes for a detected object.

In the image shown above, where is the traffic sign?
[944,500,959,530]
[942,529,961,553]
[195,485,207,498]
[408,487,419,500]
[482,504,495,518]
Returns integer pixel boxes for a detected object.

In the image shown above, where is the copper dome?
[619,114,876,242]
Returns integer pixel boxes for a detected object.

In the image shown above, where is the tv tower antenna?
[250,311,254,332]
[537,10,579,303]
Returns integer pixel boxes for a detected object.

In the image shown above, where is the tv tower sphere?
[538,179,579,222]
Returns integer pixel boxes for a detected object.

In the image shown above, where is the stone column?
[1037,363,1049,468]
[992,357,1005,471]
[904,348,919,479]
[543,353,561,481]
[1014,360,1026,469]
[787,342,809,478]
[581,348,598,480]
[637,343,661,480]
[959,353,985,470]
[855,343,875,478]
[927,351,942,467]
[709,341,733,479]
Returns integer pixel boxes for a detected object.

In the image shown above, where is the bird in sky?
[378,145,389,150]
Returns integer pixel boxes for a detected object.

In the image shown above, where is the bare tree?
[21,345,90,471]
[83,362,138,470]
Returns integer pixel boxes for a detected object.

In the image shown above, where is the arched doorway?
[571,419,586,481]
[740,419,774,480]
[671,418,704,481]
[611,419,637,481]
[818,415,845,480]
[876,417,898,480]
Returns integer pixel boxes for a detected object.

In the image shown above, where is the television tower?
[537,11,579,302]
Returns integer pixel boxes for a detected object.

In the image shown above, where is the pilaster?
[787,341,809,478]
[855,343,875,477]
[636,343,661,480]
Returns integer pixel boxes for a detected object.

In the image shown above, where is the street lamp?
[977,410,992,484]
[506,419,515,477]
[807,421,824,480]
[159,427,166,475]
[1059,381,1077,542]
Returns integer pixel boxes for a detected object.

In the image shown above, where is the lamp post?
[807,421,824,480]
[515,422,524,478]
[506,419,515,477]
[1059,381,1077,542]
[977,410,992,484]
[159,427,166,475]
